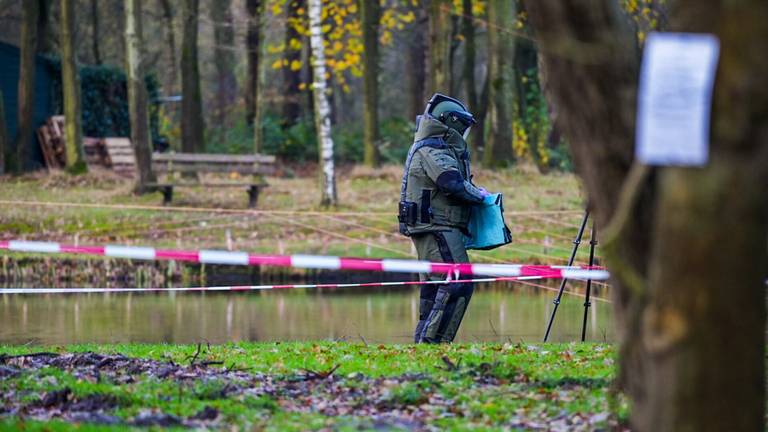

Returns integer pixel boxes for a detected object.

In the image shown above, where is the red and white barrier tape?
[0,275,553,295]
[0,240,610,280]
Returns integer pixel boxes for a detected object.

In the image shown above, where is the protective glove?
[477,187,489,197]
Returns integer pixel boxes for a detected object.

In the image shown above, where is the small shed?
[0,40,56,170]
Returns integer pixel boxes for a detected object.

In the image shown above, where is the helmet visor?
[462,125,472,140]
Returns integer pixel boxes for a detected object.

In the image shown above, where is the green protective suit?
[400,115,487,343]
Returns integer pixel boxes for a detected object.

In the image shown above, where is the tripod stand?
[542,210,598,342]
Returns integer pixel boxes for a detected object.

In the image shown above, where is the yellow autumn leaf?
[290,59,302,71]
[271,59,284,69]
[289,38,302,50]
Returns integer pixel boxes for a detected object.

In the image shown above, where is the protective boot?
[418,282,473,343]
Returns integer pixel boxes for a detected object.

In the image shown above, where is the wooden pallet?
[36,116,66,169]
[103,138,136,177]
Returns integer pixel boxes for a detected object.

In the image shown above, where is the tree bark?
[427,0,450,94]
[308,0,336,207]
[37,0,54,55]
[527,0,768,430]
[0,90,7,175]
[91,0,102,64]
[159,0,178,95]
[60,0,87,174]
[282,0,305,127]
[181,0,205,153]
[211,0,237,130]
[482,0,514,167]
[125,0,157,192]
[13,0,40,173]
[406,9,427,121]
[361,0,380,167]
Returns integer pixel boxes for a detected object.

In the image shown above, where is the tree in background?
[245,0,264,153]
[181,0,205,153]
[211,0,237,130]
[406,6,426,121]
[60,0,87,173]
[125,0,156,191]
[461,0,488,155]
[245,0,261,127]
[528,0,768,429]
[282,0,305,127]
[308,0,336,206]
[159,0,178,95]
[482,0,514,166]
[427,0,450,94]
[90,0,102,65]
[361,0,380,167]
[13,0,40,173]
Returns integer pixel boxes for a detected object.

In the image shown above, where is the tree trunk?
[246,0,264,153]
[527,1,768,430]
[37,0,54,55]
[91,0,102,64]
[159,0,178,95]
[125,0,156,192]
[361,0,380,167]
[308,0,336,207]
[13,0,40,173]
[482,0,514,167]
[427,0,450,94]
[211,0,237,130]
[60,0,87,174]
[461,0,484,154]
[283,0,305,127]
[0,90,7,175]
[181,0,205,153]
[245,0,261,128]
[406,9,427,121]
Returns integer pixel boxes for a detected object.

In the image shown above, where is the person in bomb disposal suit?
[399,93,496,343]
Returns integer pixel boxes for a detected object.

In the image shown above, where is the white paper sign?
[636,32,720,166]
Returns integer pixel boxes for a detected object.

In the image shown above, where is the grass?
[0,165,591,270]
[0,342,625,430]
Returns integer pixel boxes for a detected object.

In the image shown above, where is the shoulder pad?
[414,136,447,149]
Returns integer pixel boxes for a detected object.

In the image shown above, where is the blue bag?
[464,193,513,250]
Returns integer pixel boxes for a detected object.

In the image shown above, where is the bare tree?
[461,0,487,154]
[181,0,205,153]
[211,0,237,129]
[427,0,451,94]
[60,0,87,174]
[125,0,156,191]
[245,0,261,128]
[361,0,380,167]
[527,0,768,430]
[308,0,336,206]
[13,0,40,173]
[406,8,426,120]
[159,0,178,94]
[482,0,515,166]
[91,0,102,64]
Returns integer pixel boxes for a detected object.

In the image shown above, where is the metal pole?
[581,221,597,342]
[543,210,589,342]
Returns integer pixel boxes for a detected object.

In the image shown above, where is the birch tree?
[125,0,156,192]
[60,0,87,174]
[308,0,337,206]
[13,0,39,173]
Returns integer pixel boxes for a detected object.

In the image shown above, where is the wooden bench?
[149,152,276,208]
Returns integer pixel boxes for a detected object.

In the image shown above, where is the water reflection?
[0,283,613,345]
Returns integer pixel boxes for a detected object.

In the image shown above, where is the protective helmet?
[424,93,476,138]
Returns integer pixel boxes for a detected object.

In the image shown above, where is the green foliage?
[206,111,413,164]
[46,57,160,141]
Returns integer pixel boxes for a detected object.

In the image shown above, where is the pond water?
[0,281,613,345]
